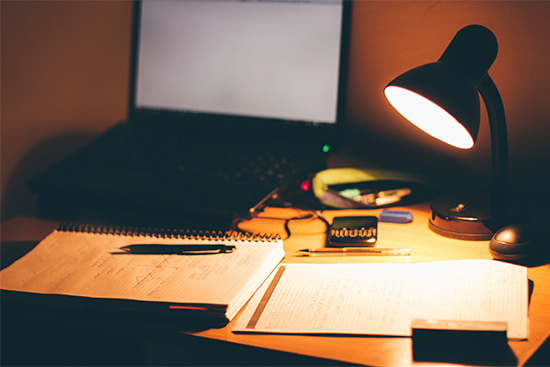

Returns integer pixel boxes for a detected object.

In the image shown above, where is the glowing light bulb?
[384,86,474,149]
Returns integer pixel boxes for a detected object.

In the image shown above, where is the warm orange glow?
[385,86,474,149]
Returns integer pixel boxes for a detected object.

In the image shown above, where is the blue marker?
[379,210,414,224]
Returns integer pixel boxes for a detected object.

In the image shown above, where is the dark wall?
[2,1,549,220]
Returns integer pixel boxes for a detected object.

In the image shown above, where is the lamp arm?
[477,75,509,224]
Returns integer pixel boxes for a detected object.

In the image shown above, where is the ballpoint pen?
[119,244,236,255]
[296,247,411,257]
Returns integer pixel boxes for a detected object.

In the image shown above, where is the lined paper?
[233,260,529,339]
[1,230,284,321]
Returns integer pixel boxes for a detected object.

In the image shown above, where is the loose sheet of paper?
[0,230,284,320]
[233,260,528,339]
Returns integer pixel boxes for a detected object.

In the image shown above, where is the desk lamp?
[384,25,508,240]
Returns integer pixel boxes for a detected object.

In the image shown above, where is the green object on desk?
[311,167,439,209]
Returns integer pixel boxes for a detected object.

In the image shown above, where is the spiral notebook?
[0,224,284,325]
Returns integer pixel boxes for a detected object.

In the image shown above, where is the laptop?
[29,0,352,228]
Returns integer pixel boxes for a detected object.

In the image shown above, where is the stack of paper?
[0,228,285,323]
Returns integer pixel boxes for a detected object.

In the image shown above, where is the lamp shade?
[384,62,480,149]
[384,25,498,149]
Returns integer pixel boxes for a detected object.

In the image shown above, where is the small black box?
[327,216,378,247]
[411,319,512,365]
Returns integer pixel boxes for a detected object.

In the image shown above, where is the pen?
[119,244,236,255]
[296,247,411,256]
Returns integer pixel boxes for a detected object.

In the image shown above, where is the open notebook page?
[233,260,528,339]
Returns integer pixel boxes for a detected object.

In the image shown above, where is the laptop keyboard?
[73,125,317,187]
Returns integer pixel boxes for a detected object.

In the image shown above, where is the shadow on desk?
[413,334,550,367]
[413,337,517,366]
[1,301,356,366]
[1,241,41,270]
[1,315,355,366]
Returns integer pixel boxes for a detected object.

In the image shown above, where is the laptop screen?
[130,0,351,135]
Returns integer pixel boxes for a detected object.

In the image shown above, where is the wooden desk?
[2,204,549,366]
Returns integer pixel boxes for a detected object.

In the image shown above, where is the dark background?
[2,0,550,221]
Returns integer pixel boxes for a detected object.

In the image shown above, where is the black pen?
[119,244,236,255]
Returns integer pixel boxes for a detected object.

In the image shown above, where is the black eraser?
[412,319,507,341]
[327,216,378,247]
[412,319,510,364]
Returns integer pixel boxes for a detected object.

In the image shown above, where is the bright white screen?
[136,0,343,124]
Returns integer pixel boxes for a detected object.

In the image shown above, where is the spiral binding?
[57,223,281,242]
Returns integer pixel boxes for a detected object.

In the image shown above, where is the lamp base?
[429,192,495,240]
